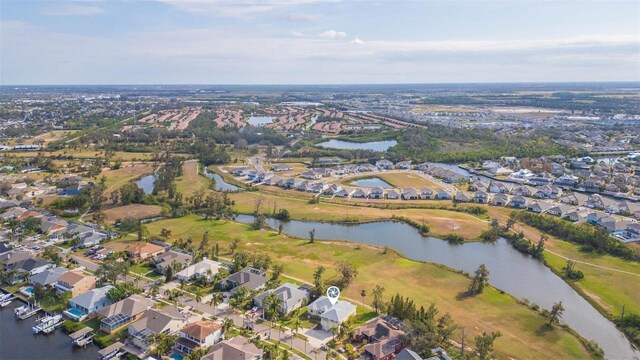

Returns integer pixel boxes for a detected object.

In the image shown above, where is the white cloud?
[291,31,305,37]
[281,12,321,22]
[156,0,331,18]
[319,30,346,39]
[351,37,364,45]
[41,4,105,16]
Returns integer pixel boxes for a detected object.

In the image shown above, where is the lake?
[247,116,275,126]
[0,299,99,360]
[135,174,157,195]
[235,215,639,360]
[203,168,241,192]
[350,177,394,189]
[315,139,397,152]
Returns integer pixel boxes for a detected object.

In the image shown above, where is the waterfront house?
[175,320,222,355]
[323,184,342,195]
[335,187,354,198]
[509,169,534,181]
[307,296,357,331]
[176,259,226,282]
[65,285,113,321]
[4,255,52,283]
[29,266,68,287]
[376,160,394,170]
[529,172,556,186]
[402,188,419,200]
[354,317,407,360]
[558,192,589,206]
[395,161,412,170]
[56,271,97,297]
[127,242,165,261]
[491,193,509,206]
[155,250,193,275]
[128,307,188,352]
[98,294,157,334]
[555,174,580,187]
[231,167,252,176]
[253,283,310,315]
[370,187,386,199]
[419,188,435,200]
[219,267,267,293]
[352,188,370,199]
[201,336,263,360]
[387,189,401,200]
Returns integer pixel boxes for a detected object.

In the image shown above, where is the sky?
[1,0,639,85]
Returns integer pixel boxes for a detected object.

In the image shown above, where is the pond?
[315,139,397,152]
[135,174,157,194]
[203,168,242,192]
[349,177,394,189]
[235,215,639,359]
[247,116,275,126]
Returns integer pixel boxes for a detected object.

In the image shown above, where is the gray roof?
[254,283,310,312]
[129,306,186,334]
[7,257,51,273]
[70,285,113,310]
[202,336,263,360]
[308,296,356,323]
[156,250,192,267]
[29,266,68,286]
[222,267,267,291]
[98,294,156,318]
[396,348,423,360]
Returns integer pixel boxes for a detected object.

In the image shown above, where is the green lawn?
[140,214,596,359]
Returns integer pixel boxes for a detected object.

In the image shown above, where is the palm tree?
[209,292,224,316]
[221,318,234,337]
[194,288,203,311]
[292,316,302,348]
[150,285,160,298]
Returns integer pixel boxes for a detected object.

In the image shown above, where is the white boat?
[14,304,28,316]
[0,299,13,307]
[0,293,12,301]
[33,314,64,334]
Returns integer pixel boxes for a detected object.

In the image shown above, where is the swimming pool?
[170,354,183,360]
[65,308,85,318]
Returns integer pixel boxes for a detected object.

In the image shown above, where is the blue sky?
[1,0,639,84]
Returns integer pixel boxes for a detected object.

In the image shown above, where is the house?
[128,307,188,352]
[65,285,113,321]
[509,169,534,181]
[231,167,252,176]
[307,296,357,331]
[565,209,589,222]
[386,189,401,200]
[56,271,97,297]
[335,187,354,198]
[201,336,263,360]
[376,160,394,170]
[4,257,53,284]
[558,192,589,206]
[454,191,472,203]
[128,242,165,261]
[219,267,267,292]
[284,178,303,189]
[547,205,574,218]
[395,161,412,170]
[529,172,556,186]
[555,174,580,187]
[509,195,528,208]
[176,259,226,282]
[39,216,68,235]
[355,317,407,360]
[527,201,552,213]
[253,283,310,315]
[98,294,157,334]
[469,181,489,192]
[401,188,419,200]
[300,170,322,180]
[0,206,26,220]
[419,188,435,200]
[29,266,68,287]
[155,250,193,274]
[370,187,386,199]
[271,164,293,172]
[323,184,342,195]
[491,193,509,206]
[175,321,223,355]
[396,348,424,360]
[75,230,108,248]
[474,191,489,203]
[352,188,370,198]
[437,190,451,200]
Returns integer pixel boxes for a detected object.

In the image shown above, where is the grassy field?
[339,172,443,190]
[100,163,155,194]
[487,207,640,317]
[101,204,163,223]
[228,190,487,239]
[3,149,159,161]
[175,160,212,195]
[141,215,594,359]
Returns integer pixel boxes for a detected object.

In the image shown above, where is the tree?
[153,333,177,357]
[221,318,234,335]
[209,293,224,316]
[271,264,284,281]
[160,228,172,239]
[292,316,302,347]
[312,266,326,298]
[436,313,458,343]
[96,259,130,285]
[562,260,584,280]
[230,239,239,254]
[194,288,204,311]
[548,301,565,325]
[107,281,141,302]
[475,331,502,360]
[336,260,358,288]
[534,234,547,259]
[360,289,367,306]
[371,284,385,314]
[309,228,316,243]
[278,223,284,235]
[165,266,174,282]
[200,230,210,251]
[505,212,517,231]
[468,264,489,295]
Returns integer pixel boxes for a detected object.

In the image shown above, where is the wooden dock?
[98,342,125,360]
[69,327,95,347]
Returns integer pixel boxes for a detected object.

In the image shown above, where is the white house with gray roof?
[253,283,310,314]
[65,285,113,321]
[307,296,357,331]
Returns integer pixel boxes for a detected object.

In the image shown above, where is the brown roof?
[59,271,93,286]
[181,320,221,340]
[128,242,165,256]
[97,294,156,318]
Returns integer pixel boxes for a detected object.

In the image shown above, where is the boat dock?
[98,342,125,360]
[17,303,41,320]
[0,295,16,307]
[33,314,64,334]
[69,327,95,347]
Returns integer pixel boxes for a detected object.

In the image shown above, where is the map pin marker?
[327,286,340,305]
